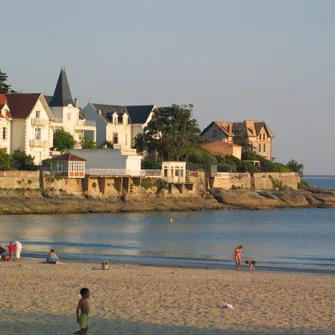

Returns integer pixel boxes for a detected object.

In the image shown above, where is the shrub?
[141,178,153,189]
[298,180,310,189]
[156,178,168,191]
[27,180,32,185]
[269,175,283,190]
[12,150,36,170]
[42,158,51,167]
[92,182,97,189]
[132,178,141,186]
[0,148,11,171]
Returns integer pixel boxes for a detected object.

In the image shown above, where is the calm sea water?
[303,176,335,190]
[0,209,334,274]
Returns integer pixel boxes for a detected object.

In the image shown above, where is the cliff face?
[0,187,334,215]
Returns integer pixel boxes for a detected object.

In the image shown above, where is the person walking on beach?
[74,288,90,335]
[13,241,22,262]
[233,245,243,270]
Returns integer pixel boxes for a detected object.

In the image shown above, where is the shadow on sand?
[1,312,334,335]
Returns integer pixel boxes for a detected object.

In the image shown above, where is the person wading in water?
[233,245,243,270]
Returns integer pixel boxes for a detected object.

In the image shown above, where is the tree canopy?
[0,148,11,170]
[0,69,10,94]
[81,136,96,149]
[53,128,75,152]
[286,159,304,176]
[134,104,200,161]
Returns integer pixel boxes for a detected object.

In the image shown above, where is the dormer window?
[36,111,40,118]
[263,134,266,140]
[113,116,118,125]
[259,134,262,140]
[123,114,128,125]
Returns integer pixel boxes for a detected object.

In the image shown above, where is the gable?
[6,93,41,119]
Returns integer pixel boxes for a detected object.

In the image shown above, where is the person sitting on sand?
[0,245,5,255]
[233,245,243,270]
[245,260,256,272]
[46,249,61,264]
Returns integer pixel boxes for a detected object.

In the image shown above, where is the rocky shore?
[0,186,334,214]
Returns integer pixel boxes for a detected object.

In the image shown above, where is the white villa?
[6,93,54,165]
[47,68,96,148]
[82,102,155,148]
[0,94,12,153]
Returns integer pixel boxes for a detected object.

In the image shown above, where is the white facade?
[10,96,54,165]
[82,103,131,148]
[162,161,187,183]
[0,102,11,153]
[50,104,96,148]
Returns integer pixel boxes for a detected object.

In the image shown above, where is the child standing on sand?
[74,288,90,335]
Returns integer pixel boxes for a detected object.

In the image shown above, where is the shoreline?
[1,259,334,334]
[11,256,335,276]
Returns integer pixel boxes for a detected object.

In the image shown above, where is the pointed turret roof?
[49,68,75,107]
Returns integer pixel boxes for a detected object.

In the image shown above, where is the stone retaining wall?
[0,171,40,189]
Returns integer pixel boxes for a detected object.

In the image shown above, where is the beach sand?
[0,260,334,335]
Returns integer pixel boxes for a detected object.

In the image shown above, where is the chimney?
[228,124,232,133]
[74,98,78,108]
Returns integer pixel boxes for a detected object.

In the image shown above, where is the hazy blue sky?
[2,1,334,174]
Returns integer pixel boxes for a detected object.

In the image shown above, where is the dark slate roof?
[125,105,154,124]
[6,93,41,119]
[44,95,53,106]
[49,68,75,107]
[51,153,86,162]
[91,103,128,122]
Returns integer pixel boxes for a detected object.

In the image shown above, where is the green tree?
[233,133,254,152]
[286,159,304,176]
[135,104,200,161]
[53,128,75,152]
[0,69,10,93]
[0,148,12,170]
[12,150,35,170]
[81,136,96,149]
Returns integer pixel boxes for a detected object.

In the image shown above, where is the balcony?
[29,139,49,148]
[31,118,48,127]
[75,120,96,130]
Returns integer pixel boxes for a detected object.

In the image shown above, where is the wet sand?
[1,260,334,335]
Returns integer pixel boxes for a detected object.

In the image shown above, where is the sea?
[0,177,334,274]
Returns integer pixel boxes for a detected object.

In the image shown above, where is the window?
[36,111,40,118]
[35,128,41,140]
[263,144,266,152]
[113,116,118,125]
[125,133,127,145]
[164,167,168,177]
[175,167,180,177]
[259,134,262,140]
[113,133,118,144]
[263,134,266,140]
[212,130,217,140]
[67,113,71,121]
[258,144,262,152]
[2,127,6,140]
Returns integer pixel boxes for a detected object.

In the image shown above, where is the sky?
[1,0,334,175]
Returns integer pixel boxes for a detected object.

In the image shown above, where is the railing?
[29,139,49,147]
[88,169,162,177]
[120,148,137,155]
[31,118,48,126]
[76,120,96,127]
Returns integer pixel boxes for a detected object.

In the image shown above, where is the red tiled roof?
[6,111,12,118]
[6,93,41,119]
[0,94,6,104]
[51,153,86,162]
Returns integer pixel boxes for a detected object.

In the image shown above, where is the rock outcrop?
[0,187,334,214]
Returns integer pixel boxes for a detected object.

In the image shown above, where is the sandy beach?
[0,260,334,335]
